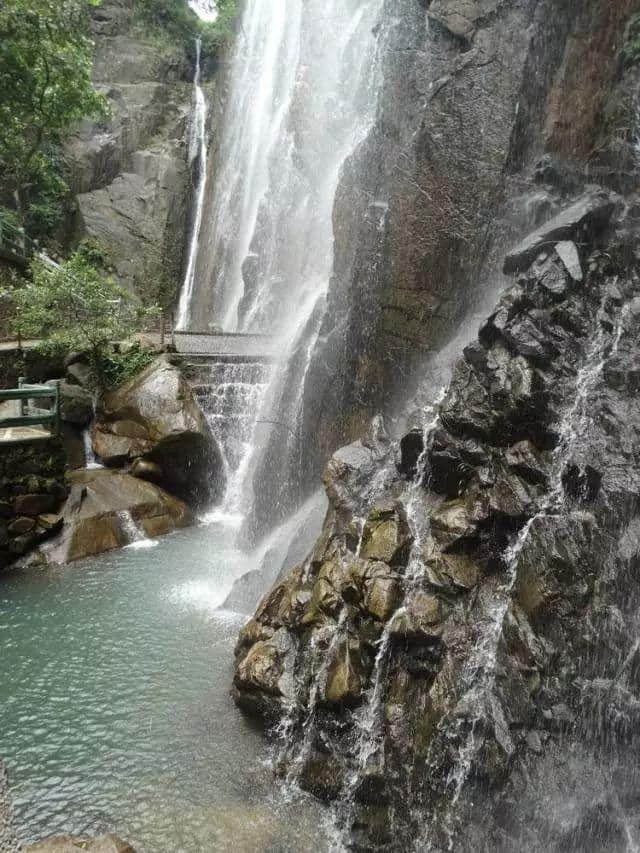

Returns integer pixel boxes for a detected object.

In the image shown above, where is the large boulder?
[45,468,192,564]
[58,381,94,426]
[94,356,225,508]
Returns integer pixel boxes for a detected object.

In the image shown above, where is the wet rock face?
[252,0,636,547]
[234,201,640,849]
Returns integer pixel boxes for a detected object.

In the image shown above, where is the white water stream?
[184,0,385,528]
[176,37,210,330]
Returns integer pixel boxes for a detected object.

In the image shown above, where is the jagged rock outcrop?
[93,356,225,508]
[233,197,640,850]
[66,0,199,289]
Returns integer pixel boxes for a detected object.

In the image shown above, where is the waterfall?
[176,37,209,331]
[82,428,102,469]
[186,0,385,530]
[117,510,157,550]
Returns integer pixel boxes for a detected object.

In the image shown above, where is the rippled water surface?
[0,523,329,851]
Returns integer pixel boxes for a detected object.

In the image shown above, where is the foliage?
[99,343,156,389]
[622,13,640,67]
[76,236,112,270]
[8,252,157,389]
[0,0,108,232]
[133,234,183,330]
[0,207,22,233]
[200,0,237,52]
[135,0,237,54]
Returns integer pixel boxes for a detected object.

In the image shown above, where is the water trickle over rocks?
[233,194,640,850]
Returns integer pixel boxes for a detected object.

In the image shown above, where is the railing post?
[53,379,61,437]
[171,312,176,349]
[18,377,25,418]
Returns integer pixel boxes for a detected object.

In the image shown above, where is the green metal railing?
[0,378,60,438]
[0,220,36,267]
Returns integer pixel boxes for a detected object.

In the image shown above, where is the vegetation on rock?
[133,234,183,337]
[0,0,108,236]
[135,0,237,55]
[8,252,157,390]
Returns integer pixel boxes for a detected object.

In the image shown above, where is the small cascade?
[339,389,446,826]
[184,357,271,510]
[82,429,102,470]
[176,37,209,331]
[117,510,157,550]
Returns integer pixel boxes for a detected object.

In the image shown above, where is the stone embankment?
[0,441,67,570]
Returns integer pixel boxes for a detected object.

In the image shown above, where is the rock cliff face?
[66,0,199,290]
[234,192,640,849]
[237,16,640,846]
[252,0,639,534]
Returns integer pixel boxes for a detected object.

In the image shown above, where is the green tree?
[135,0,237,53]
[0,0,108,228]
[133,235,183,345]
[11,253,157,389]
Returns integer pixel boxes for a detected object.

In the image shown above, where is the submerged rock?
[24,836,136,853]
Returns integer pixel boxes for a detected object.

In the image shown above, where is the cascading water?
[422,292,634,850]
[186,0,385,531]
[116,510,157,550]
[176,37,209,331]
[188,358,270,511]
[82,428,102,470]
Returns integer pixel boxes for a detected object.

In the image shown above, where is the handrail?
[0,378,60,438]
[0,219,37,266]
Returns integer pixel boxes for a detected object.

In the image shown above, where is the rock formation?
[233,191,640,849]
[94,355,225,508]
[66,0,199,291]
[45,468,192,564]
[250,0,640,539]
[0,441,67,570]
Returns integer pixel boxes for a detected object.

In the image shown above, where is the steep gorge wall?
[235,191,640,852]
[65,0,200,290]
[286,0,639,514]
[234,0,640,849]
